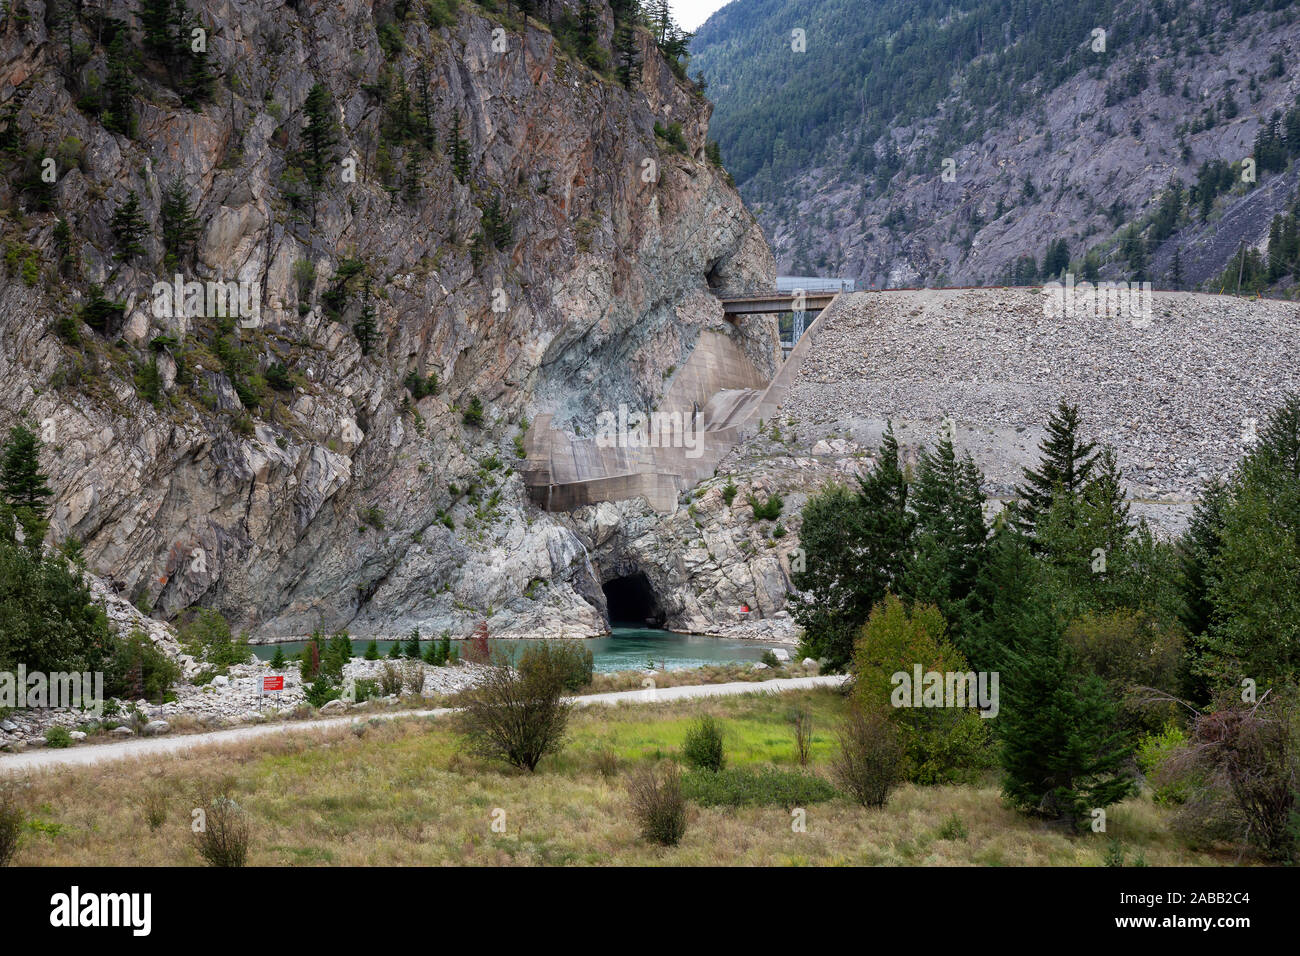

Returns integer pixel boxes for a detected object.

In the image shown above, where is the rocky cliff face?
[0,0,777,640]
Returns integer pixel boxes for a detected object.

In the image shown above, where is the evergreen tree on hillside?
[104,31,137,137]
[110,190,148,262]
[1195,394,1300,688]
[962,521,1040,673]
[353,280,377,356]
[301,82,339,209]
[791,424,913,670]
[141,0,174,57]
[1,424,53,548]
[403,627,421,659]
[903,434,988,636]
[448,113,470,184]
[159,177,199,271]
[1015,400,1098,540]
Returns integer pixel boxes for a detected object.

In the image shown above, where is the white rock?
[111,726,135,737]
[212,675,230,687]
[142,720,170,736]
[69,731,88,741]
[752,662,769,670]
[319,698,347,713]
[802,658,818,667]
[771,648,790,662]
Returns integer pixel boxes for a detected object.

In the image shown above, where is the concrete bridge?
[719,291,839,317]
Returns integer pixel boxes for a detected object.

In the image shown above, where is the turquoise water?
[250,626,784,673]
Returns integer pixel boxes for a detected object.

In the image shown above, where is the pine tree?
[403,627,421,659]
[1195,394,1300,688]
[963,520,1040,672]
[179,12,215,109]
[387,638,403,659]
[110,190,148,262]
[364,639,380,660]
[301,81,339,199]
[104,31,137,137]
[998,609,1135,828]
[613,19,640,90]
[140,0,173,57]
[904,434,988,636]
[1,424,53,548]
[1015,400,1098,540]
[269,644,287,668]
[159,178,198,270]
[353,280,377,355]
[448,113,470,184]
[1179,479,1227,640]
[790,423,913,670]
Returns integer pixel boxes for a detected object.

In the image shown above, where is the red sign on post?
[262,676,284,692]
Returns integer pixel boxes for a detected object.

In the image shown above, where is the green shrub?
[832,705,903,808]
[936,814,969,840]
[192,791,250,867]
[1136,722,1192,805]
[108,629,181,702]
[462,396,484,427]
[748,492,783,520]
[454,653,572,771]
[44,725,73,748]
[518,640,593,693]
[682,715,725,772]
[178,609,253,671]
[354,678,379,703]
[304,679,340,708]
[628,763,687,846]
[367,663,397,697]
[721,479,738,506]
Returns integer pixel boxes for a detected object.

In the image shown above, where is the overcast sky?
[671,0,734,31]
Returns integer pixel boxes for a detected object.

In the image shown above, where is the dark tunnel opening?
[602,572,665,628]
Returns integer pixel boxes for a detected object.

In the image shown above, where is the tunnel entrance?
[602,572,665,628]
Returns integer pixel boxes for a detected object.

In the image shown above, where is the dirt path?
[0,675,847,775]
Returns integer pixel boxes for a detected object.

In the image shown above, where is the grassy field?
[4,688,1240,866]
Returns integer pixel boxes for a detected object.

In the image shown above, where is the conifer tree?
[301,81,339,206]
[1,424,53,548]
[140,0,173,57]
[448,113,470,184]
[998,609,1134,828]
[110,190,148,262]
[1015,400,1098,540]
[403,627,421,659]
[353,280,377,356]
[904,434,988,638]
[387,638,403,659]
[269,644,286,668]
[790,424,913,670]
[1195,394,1300,687]
[105,31,137,137]
[159,177,198,270]
[364,639,380,660]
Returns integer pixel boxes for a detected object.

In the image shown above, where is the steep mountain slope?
[692,0,1300,291]
[0,0,778,639]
